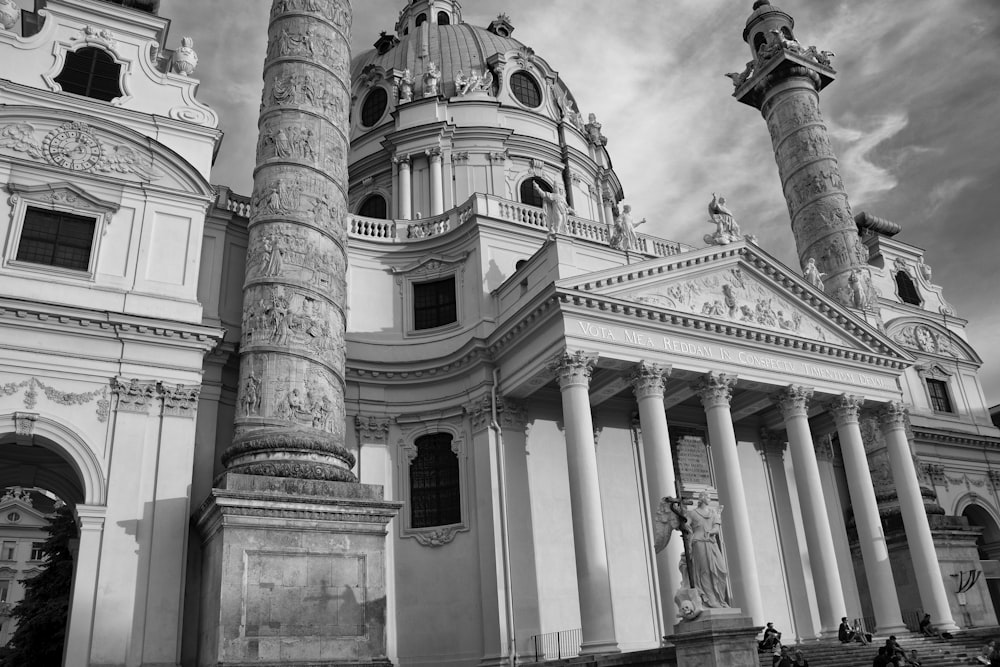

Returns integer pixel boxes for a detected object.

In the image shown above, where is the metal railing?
[528,628,582,661]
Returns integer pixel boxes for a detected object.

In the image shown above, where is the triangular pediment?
[557,242,910,360]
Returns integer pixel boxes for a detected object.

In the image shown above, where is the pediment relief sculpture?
[888,322,971,361]
[616,267,848,346]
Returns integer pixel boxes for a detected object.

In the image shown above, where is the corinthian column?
[775,385,845,636]
[830,395,906,634]
[548,350,619,655]
[629,362,683,631]
[879,401,958,632]
[695,372,763,622]
[225,0,355,481]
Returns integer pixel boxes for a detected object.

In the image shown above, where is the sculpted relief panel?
[619,267,848,345]
[236,353,344,437]
[241,283,346,362]
[245,223,346,302]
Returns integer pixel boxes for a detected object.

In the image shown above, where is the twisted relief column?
[880,402,958,632]
[695,372,763,622]
[775,385,845,636]
[549,351,619,655]
[629,362,683,631]
[830,395,906,634]
[226,0,355,481]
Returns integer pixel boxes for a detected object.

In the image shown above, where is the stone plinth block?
[672,608,761,667]
[196,473,402,666]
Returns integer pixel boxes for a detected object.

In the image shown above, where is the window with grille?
[519,177,551,208]
[413,276,457,330]
[437,11,450,25]
[360,88,388,127]
[358,194,388,219]
[410,433,461,528]
[895,271,921,306]
[415,13,427,27]
[510,71,542,108]
[16,207,96,271]
[54,47,123,102]
[29,543,44,561]
[1,542,14,561]
[0,579,10,602]
[927,379,953,413]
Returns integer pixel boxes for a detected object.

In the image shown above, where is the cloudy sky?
[64,1,1000,400]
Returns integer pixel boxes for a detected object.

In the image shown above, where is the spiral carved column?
[225,0,355,481]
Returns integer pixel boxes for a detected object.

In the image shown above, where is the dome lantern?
[395,0,463,36]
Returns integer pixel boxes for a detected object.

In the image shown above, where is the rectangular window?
[1,542,15,561]
[16,206,96,271]
[30,542,44,561]
[410,433,461,528]
[0,579,10,602]
[927,379,953,413]
[413,276,457,330]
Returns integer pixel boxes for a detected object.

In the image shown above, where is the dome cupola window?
[54,47,123,102]
[510,71,542,108]
[360,88,389,128]
[520,177,551,208]
[437,11,450,25]
[488,13,514,38]
[358,194,388,220]
[415,13,427,27]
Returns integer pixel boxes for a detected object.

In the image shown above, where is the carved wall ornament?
[412,525,461,547]
[257,121,320,161]
[73,25,116,49]
[355,415,390,442]
[0,0,19,31]
[890,324,958,357]
[452,151,469,163]
[1,377,109,421]
[271,0,350,27]
[112,378,158,414]
[13,412,37,438]
[623,267,845,344]
[241,284,341,355]
[924,463,948,489]
[171,37,199,76]
[262,70,345,116]
[0,486,32,505]
[160,383,200,418]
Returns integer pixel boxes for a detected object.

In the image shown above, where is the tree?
[0,505,77,667]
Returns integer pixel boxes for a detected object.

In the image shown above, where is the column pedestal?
[672,610,761,667]
[195,473,401,666]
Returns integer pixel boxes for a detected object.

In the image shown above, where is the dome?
[352,21,554,103]
[743,0,795,42]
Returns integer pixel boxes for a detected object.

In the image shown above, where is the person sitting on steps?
[760,621,782,651]
[839,616,856,643]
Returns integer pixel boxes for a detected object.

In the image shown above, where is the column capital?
[830,394,865,426]
[160,382,200,418]
[392,154,411,166]
[355,414,391,442]
[425,147,443,160]
[695,372,737,409]
[111,377,158,414]
[774,385,814,420]
[629,362,672,400]
[879,401,910,430]
[756,428,787,458]
[548,350,598,389]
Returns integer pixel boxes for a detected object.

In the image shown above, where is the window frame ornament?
[390,251,469,337]
[43,37,133,106]
[396,422,470,547]
[4,182,119,279]
[915,362,957,414]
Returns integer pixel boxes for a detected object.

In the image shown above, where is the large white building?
[0,0,999,665]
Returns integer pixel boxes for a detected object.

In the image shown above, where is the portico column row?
[880,402,959,632]
[549,351,620,655]
[775,386,846,637]
[830,395,907,634]
[629,362,683,632]
[695,372,764,623]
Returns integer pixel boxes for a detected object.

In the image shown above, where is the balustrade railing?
[340,193,687,258]
[528,628,582,661]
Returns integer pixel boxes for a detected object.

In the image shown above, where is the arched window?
[54,47,123,102]
[753,32,768,54]
[415,13,427,27]
[360,87,388,127]
[895,271,921,305]
[520,177,551,208]
[410,433,461,528]
[781,27,794,41]
[357,194,388,220]
[510,71,542,108]
[437,11,450,25]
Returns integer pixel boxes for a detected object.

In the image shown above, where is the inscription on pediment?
[619,268,847,346]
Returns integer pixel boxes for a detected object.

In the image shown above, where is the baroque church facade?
[0,0,999,665]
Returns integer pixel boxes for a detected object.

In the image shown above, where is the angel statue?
[705,193,746,246]
[423,61,441,98]
[455,69,474,96]
[687,491,730,608]
[803,257,825,290]
[653,496,689,553]
[473,67,495,95]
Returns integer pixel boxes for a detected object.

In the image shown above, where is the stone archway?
[962,502,1000,622]
[0,419,106,666]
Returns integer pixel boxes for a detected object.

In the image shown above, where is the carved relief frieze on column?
[225,0,356,483]
[354,414,390,443]
[774,384,813,420]
[628,362,671,400]
[695,372,737,409]
[112,378,158,414]
[548,350,599,389]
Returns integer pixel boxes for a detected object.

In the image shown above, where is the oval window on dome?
[510,72,542,108]
[361,88,388,128]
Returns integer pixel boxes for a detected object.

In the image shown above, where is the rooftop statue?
[399,69,415,103]
[423,62,441,98]
[534,181,571,236]
[803,257,825,290]
[171,37,199,77]
[611,204,646,251]
[705,193,751,246]
[584,113,607,147]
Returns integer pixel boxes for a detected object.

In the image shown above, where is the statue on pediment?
[803,257,825,290]
[705,193,750,246]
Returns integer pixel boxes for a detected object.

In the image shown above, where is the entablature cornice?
[0,297,223,351]
[912,427,1000,451]
[346,339,493,385]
